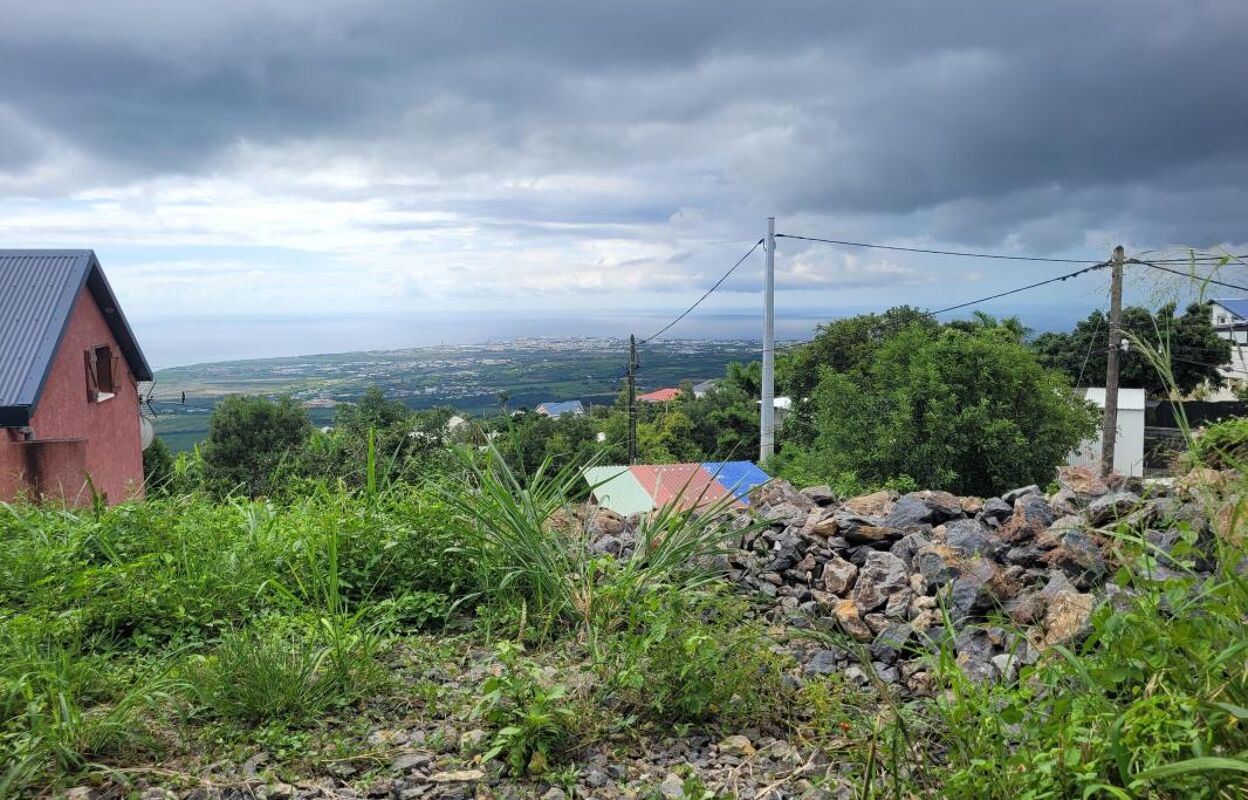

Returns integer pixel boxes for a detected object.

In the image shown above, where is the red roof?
[637,387,681,402]
[629,463,734,511]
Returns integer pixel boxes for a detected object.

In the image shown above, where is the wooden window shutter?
[85,349,99,400]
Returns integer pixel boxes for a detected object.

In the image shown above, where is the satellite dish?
[140,416,155,451]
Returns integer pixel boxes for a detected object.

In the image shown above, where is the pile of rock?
[709,465,1220,688]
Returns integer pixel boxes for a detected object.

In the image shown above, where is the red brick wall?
[0,286,145,505]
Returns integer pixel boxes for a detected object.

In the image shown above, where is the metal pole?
[1100,245,1125,476]
[627,334,638,465]
[760,217,776,463]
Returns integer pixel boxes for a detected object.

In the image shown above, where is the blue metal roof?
[0,250,152,427]
[537,400,584,418]
[702,461,771,504]
[1213,298,1248,321]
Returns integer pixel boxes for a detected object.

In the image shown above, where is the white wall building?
[1067,387,1146,477]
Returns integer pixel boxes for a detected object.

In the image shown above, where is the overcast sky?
[3,1,1247,364]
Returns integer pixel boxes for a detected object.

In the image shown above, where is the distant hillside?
[151,337,763,451]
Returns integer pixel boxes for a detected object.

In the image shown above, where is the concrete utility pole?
[627,334,638,465]
[760,217,776,463]
[1100,245,1126,477]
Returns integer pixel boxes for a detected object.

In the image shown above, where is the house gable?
[0,250,151,427]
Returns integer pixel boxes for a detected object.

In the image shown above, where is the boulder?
[587,506,626,537]
[959,496,985,516]
[834,598,873,642]
[1049,488,1080,517]
[1085,491,1140,526]
[750,479,818,512]
[885,491,963,528]
[844,524,904,546]
[943,519,992,557]
[821,556,858,595]
[1042,529,1108,589]
[842,489,896,517]
[1042,590,1095,646]
[1056,465,1114,501]
[810,512,839,537]
[913,544,961,588]
[1000,495,1056,542]
[870,623,914,664]
[890,531,932,567]
[981,497,1014,522]
[948,558,999,621]
[801,485,838,506]
[804,648,845,676]
[1001,484,1042,505]
[851,551,910,611]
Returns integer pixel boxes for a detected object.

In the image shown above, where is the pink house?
[0,251,153,505]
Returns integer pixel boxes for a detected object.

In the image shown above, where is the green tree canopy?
[1032,302,1230,397]
[790,323,1097,496]
[201,395,312,497]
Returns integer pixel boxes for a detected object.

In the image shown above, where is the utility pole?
[760,216,776,463]
[1100,245,1125,477]
[627,334,638,465]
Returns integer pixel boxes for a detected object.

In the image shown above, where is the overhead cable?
[639,239,764,344]
[1129,259,1248,293]
[926,263,1110,316]
[775,233,1102,264]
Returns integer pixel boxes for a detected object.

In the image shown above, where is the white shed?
[1067,387,1146,477]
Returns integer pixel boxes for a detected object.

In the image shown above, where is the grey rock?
[890,531,931,567]
[913,545,961,588]
[804,648,844,676]
[981,497,1013,522]
[801,485,838,505]
[870,624,914,664]
[1085,491,1140,526]
[1002,484,1042,504]
[991,653,1019,683]
[884,491,961,527]
[821,556,858,595]
[851,551,910,611]
[658,773,685,799]
[1001,495,1056,542]
[944,519,991,557]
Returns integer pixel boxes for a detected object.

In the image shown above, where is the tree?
[782,307,939,446]
[201,395,312,497]
[1033,302,1230,397]
[794,323,1097,496]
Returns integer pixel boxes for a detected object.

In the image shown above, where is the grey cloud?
[1,1,1246,255]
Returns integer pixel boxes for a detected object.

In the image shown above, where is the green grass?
[5,424,1248,797]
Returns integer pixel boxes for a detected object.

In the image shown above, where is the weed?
[473,641,576,777]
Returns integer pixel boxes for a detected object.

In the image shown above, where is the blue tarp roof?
[702,461,771,504]
[1214,298,1248,320]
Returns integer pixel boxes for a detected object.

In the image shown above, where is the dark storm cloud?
[1,0,1246,250]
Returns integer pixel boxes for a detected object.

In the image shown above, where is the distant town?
[150,336,770,450]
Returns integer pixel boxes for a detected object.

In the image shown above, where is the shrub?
[1185,417,1248,471]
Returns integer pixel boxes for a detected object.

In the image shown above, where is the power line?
[1129,260,1248,293]
[639,239,764,344]
[926,262,1109,316]
[775,232,1102,264]
[1074,312,1104,389]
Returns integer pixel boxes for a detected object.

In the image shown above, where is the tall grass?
[442,444,758,640]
